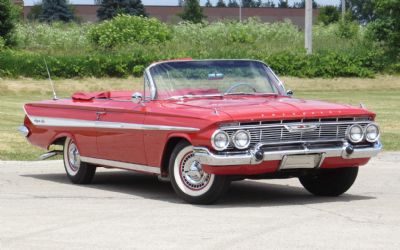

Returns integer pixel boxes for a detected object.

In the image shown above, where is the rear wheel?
[63,138,96,184]
[169,141,230,204]
[299,167,359,196]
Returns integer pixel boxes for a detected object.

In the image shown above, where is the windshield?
[148,60,280,100]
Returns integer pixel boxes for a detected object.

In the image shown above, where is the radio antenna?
[44,58,58,100]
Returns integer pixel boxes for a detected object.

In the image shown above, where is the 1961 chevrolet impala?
[20,59,382,204]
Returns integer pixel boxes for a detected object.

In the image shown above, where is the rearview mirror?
[132,92,143,104]
[286,90,294,96]
[208,73,224,80]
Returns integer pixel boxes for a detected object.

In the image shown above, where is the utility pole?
[305,0,312,54]
[341,0,346,20]
[239,0,242,22]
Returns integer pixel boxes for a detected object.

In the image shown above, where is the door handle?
[96,111,106,120]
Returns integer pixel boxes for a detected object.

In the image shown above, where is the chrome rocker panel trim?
[193,141,382,166]
[80,156,161,174]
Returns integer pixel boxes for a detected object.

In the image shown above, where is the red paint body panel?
[24,89,376,175]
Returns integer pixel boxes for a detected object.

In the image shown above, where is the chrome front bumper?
[193,141,382,166]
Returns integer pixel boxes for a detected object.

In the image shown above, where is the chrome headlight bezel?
[365,123,380,143]
[232,130,251,149]
[347,124,364,143]
[211,130,230,151]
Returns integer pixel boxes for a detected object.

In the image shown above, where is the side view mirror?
[132,92,143,104]
[286,90,294,97]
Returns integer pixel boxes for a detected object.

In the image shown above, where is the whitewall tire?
[63,138,96,184]
[169,141,230,204]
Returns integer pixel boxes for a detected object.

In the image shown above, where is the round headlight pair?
[347,124,379,143]
[211,130,251,151]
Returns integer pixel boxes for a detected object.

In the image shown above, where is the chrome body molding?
[25,115,199,132]
[80,156,161,174]
[193,141,382,167]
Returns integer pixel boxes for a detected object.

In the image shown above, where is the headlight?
[211,130,230,151]
[347,124,364,143]
[365,123,380,142]
[232,130,251,149]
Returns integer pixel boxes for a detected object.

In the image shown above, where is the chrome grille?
[221,117,371,148]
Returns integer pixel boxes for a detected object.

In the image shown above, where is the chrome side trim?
[25,114,199,132]
[193,141,382,167]
[80,156,161,174]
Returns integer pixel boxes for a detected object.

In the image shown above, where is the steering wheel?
[224,82,257,95]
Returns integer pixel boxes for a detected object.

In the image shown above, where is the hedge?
[0,49,386,79]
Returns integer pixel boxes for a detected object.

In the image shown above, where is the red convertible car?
[20,59,382,204]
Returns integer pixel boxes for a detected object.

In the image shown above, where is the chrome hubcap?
[180,152,211,190]
[68,143,80,172]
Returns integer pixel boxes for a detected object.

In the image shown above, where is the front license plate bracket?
[279,154,324,170]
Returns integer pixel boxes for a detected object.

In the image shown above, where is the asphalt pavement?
[0,153,399,250]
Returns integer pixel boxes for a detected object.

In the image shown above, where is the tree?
[242,0,261,7]
[178,0,205,23]
[205,0,212,7]
[261,0,275,7]
[344,0,375,24]
[278,0,288,8]
[216,0,226,7]
[39,0,74,22]
[96,0,147,21]
[227,0,239,7]
[318,6,340,25]
[0,0,16,45]
[368,0,400,58]
[292,0,317,8]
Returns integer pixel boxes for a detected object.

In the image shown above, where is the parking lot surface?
[1,153,399,250]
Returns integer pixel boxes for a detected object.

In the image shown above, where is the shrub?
[0,49,383,79]
[318,6,340,25]
[88,15,172,48]
[14,22,91,53]
[367,0,400,59]
[0,0,16,45]
[336,19,360,39]
[0,37,5,51]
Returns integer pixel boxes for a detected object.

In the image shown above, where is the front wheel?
[63,138,96,184]
[299,167,359,196]
[169,141,230,204]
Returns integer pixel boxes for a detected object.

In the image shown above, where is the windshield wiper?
[166,94,223,100]
[223,92,254,96]
[223,92,278,96]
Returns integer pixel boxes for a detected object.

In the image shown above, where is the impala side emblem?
[285,124,319,133]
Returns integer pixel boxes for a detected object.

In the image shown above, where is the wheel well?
[51,137,67,146]
[161,137,189,177]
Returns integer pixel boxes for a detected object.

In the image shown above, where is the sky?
[24,0,340,7]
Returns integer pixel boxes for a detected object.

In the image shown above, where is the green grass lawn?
[0,76,399,160]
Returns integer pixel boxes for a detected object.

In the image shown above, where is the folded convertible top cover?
[72,91,111,100]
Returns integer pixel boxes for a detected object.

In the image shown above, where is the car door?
[94,100,147,165]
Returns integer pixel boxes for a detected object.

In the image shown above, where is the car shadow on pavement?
[22,170,375,207]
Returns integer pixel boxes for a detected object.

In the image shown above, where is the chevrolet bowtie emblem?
[285,124,319,133]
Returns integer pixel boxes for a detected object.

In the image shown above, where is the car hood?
[163,96,374,121]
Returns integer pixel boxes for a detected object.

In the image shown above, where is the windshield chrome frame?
[144,59,286,100]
